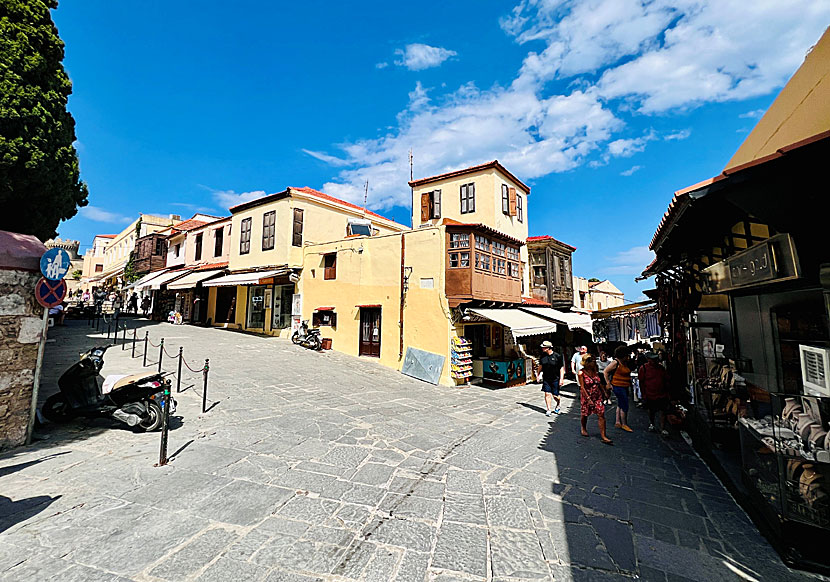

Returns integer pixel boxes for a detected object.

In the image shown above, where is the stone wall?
[0,268,45,450]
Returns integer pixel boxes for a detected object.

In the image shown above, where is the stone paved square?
[0,321,818,581]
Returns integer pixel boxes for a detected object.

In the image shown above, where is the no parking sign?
[35,277,67,308]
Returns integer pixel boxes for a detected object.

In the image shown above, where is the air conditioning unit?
[799,344,830,397]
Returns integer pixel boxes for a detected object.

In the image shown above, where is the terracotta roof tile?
[290,187,394,223]
[521,296,551,306]
[170,219,209,233]
[408,160,530,193]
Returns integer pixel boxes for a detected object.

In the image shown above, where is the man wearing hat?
[539,341,565,416]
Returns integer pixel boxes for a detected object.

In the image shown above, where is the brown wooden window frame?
[475,252,491,271]
[460,183,475,214]
[214,227,224,257]
[449,233,469,249]
[312,310,337,327]
[262,211,276,251]
[501,184,509,214]
[95,264,104,273]
[517,194,523,223]
[323,253,337,280]
[194,232,203,261]
[449,251,470,268]
[292,209,304,247]
[240,217,252,255]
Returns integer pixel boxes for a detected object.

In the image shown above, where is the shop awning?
[519,307,593,334]
[148,269,192,290]
[468,308,557,338]
[127,270,169,290]
[202,268,289,287]
[167,269,226,290]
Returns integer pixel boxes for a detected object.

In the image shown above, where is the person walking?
[639,352,670,435]
[604,345,634,432]
[579,354,612,444]
[141,295,152,317]
[128,292,139,314]
[538,341,564,416]
[597,350,613,404]
[571,345,587,378]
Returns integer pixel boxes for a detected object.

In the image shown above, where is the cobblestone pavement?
[0,320,820,581]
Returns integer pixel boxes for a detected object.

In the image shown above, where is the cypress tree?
[0,0,88,241]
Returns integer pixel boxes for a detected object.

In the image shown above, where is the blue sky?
[54,1,830,300]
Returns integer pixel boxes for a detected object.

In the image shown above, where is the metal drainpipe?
[399,232,406,360]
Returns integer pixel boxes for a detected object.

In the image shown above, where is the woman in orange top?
[604,345,633,432]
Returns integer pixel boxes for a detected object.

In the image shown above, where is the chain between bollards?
[158,338,164,373]
[176,347,183,393]
[156,382,171,467]
[202,359,210,414]
[143,331,149,367]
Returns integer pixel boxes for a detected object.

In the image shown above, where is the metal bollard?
[176,347,183,393]
[121,324,127,350]
[156,383,171,467]
[143,331,149,367]
[202,359,210,413]
[132,328,137,358]
[114,315,119,343]
[106,318,111,340]
[158,338,164,373]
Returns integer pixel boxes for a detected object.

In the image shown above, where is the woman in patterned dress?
[579,354,613,445]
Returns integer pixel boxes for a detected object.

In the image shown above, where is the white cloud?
[601,245,655,275]
[739,109,765,119]
[664,129,691,141]
[394,44,457,71]
[210,188,267,209]
[620,165,642,176]
[307,1,828,211]
[375,62,389,69]
[78,206,131,224]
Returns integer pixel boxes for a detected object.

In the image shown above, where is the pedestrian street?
[0,321,816,581]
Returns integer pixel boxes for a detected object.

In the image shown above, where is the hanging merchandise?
[607,319,621,342]
[451,336,473,382]
[592,319,608,344]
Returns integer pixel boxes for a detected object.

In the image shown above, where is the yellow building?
[204,186,408,335]
[410,160,531,297]
[572,276,625,312]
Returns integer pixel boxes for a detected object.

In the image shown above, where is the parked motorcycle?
[291,320,322,350]
[41,345,175,432]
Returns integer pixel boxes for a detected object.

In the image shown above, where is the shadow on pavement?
[0,454,63,534]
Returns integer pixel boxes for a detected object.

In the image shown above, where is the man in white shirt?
[571,345,587,377]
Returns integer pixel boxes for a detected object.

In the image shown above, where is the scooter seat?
[102,373,157,394]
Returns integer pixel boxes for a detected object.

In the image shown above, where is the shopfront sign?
[703,233,800,293]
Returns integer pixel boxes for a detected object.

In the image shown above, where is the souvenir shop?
[455,307,593,386]
[591,301,662,345]
[642,132,830,572]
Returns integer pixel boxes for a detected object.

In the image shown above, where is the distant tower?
[45,237,81,260]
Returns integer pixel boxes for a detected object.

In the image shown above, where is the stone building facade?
[0,231,47,450]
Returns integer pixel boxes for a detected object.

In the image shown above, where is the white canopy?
[202,268,289,287]
[468,308,557,338]
[167,269,226,290]
[129,269,170,290]
[148,269,192,290]
[520,307,593,334]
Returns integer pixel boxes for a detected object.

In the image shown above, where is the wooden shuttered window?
[195,233,203,261]
[460,183,475,214]
[214,227,224,257]
[240,218,252,255]
[508,187,517,216]
[502,184,509,214]
[292,208,304,247]
[324,253,336,280]
[420,190,442,222]
[262,211,276,250]
[517,194,523,223]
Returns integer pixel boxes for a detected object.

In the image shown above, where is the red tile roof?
[522,296,551,306]
[408,160,530,194]
[290,187,394,223]
[169,219,209,233]
[194,262,228,271]
[97,234,117,238]
[527,235,577,251]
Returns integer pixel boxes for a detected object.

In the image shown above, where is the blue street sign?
[40,248,72,281]
[35,277,67,309]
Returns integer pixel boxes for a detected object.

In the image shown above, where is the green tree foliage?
[0,0,87,240]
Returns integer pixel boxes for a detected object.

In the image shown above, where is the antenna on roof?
[363,180,369,216]
[409,149,413,181]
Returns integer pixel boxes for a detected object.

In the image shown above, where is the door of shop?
[247,285,266,329]
[359,308,381,357]
[215,287,236,324]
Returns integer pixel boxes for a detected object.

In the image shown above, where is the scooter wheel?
[42,394,73,424]
[291,332,301,345]
[138,401,163,432]
[309,335,322,351]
